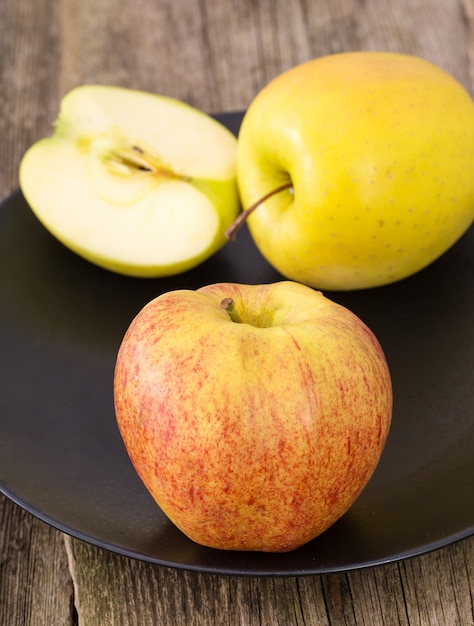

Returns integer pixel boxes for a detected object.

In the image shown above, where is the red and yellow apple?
[19,85,240,277]
[114,281,392,552]
[234,52,474,290]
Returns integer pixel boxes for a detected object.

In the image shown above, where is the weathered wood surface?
[1,0,473,624]
[62,534,474,626]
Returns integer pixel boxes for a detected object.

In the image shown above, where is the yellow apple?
[234,52,474,290]
[114,281,392,552]
[19,85,240,277]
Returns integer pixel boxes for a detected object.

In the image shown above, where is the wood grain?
[54,0,472,110]
[0,495,73,626]
[462,0,474,88]
[64,535,474,625]
[1,0,473,624]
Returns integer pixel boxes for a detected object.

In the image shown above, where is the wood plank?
[462,0,474,89]
[0,0,61,200]
[56,0,472,115]
[65,535,474,625]
[398,537,474,625]
[0,495,73,626]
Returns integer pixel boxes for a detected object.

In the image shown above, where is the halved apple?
[19,85,240,277]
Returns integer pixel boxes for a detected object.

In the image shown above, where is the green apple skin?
[236,52,474,290]
[19,85,240,277]
[114,281,392,552]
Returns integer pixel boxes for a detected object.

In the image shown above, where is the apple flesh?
[19,85,240,277]
[235,52,474,290]
[114,281,392,552]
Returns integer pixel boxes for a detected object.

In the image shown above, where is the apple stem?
[220,298,242,323]
[225,182,293,241]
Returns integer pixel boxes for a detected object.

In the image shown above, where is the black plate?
[1,112,473,576]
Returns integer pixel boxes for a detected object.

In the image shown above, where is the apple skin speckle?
[114,281,392,552]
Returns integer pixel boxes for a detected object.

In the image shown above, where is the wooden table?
[1,0,473,624]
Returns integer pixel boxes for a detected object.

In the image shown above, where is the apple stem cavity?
[220,298,242,323]
[225,182,293,241]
